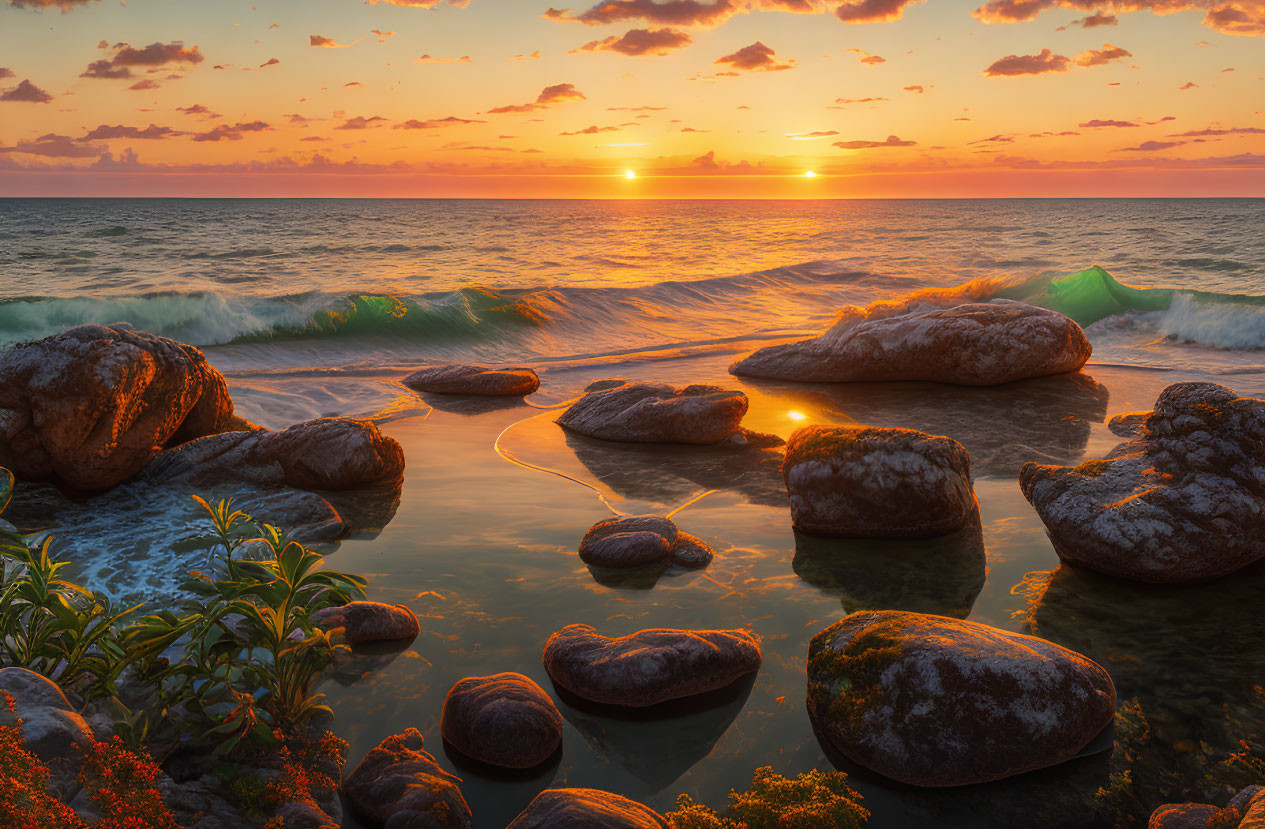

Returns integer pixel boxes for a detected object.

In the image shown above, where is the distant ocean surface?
[2,197,1264,374]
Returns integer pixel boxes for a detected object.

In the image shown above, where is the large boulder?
[578,514,713,570]
[0,324,236,490]
[543,625,761,708]
[440,672,563,769]
[1148,786,1265,828]
[342,728,471,829]
[157,416,405,491]
[806,611,1116,787]
[731,301,1090,385]
[1020,382,1265,583]
[404,364,540,397]
[0,667,96,798]
[782,425,977,538]
[557,381,754,445]
[311,601,420,646]
[506,788,668,829]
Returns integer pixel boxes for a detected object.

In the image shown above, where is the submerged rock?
[782,425,977,538]
[807,610,1116,787]
[440,672,562,769]
[343,728,471,829]
[557,381,763,445]
[543,624,761,708]
[1021,382,1265,583]
[311,601,420,646]
[506,788,668,829]
[1149,787,1265,828]
[577,514,714,570]
[404,364,540,397]
[0,667,95,798]
[0,324,236,491]
[731,301,1091,386]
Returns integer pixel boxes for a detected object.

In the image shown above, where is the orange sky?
[1,0,1262,197]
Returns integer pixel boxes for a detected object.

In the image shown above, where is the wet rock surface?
[404,364,540,397]
[1021,382,1265,582]
[506,787,669,829]
[543,624,761,708]
[578,514,714,570]
[557,381,753,444]
[0,324,237,491]
[440,672,562,769]
[312,601,420,646]
[0,667,95,798]
[782,425,977,538]
[731,301,1091,386]
[343,728,472,829]
[807,610,1116,787]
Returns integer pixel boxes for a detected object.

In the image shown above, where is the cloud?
[1169,125,1265,135]
[80,41,204,80]
[551,0,741,27]
[572,27,693,55]
[128,79,161,91]
[414,54,472,63]
[191,120,270,142]
[787,130,840,139]
[560,125,621,134]
[488,83,586,113]
[7,0,101,9]
[833,134,916,148]
[1063,10,1117,26]
[372,30,397,42]
[335,116,388,130]
[364,0,469,7]
[715,41,795,71]
[0,133,100,157]
[0,68,13,80]
[511,51,542,60]
[833,96,889,103]
[393,116,487,129]
[310,35,355,48]
[81,124,178,140]
[259,58,280,68]
[835,0,925,23]
[984,48,1070,76]
[0,79,54,103]
[1180,81,1198,88]
[1117,140,1187,151]
[972,0,1265,37]
[904,84,924,92]
[1075,43,1131,66]
[860,54,886,63]
[1079,118,1138,127]
[176,103,220,118]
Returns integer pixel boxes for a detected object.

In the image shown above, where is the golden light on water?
[625,170,637,179]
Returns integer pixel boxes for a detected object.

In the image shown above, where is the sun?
[804,171,817,178]
[625,170,637,179]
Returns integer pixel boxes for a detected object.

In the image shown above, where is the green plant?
[668,767,869,829]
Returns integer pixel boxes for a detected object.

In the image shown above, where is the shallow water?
[2,198,1265,826]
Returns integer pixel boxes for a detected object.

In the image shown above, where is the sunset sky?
[1,0,1262,197]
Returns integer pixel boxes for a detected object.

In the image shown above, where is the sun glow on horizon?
[625,170,637,179]
[804,171,817,178]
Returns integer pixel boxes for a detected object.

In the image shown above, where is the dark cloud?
[489,83,586,113]
[0,133,100,156]
[1064,11,1118,27]
[82,41,204,79]
[1079,118,1138,127]
[259,58,281,68]
[835,0,924,23]
[1180,81,1198,89]
[715,41,795,71]
[833,134,916,148]
[1117,140,1186,151]
[393,116,487,129]
[787,130,840,139]
[1075,43,1131,66]
[0,68,14,80]
[176,103,220,118]
[972,0,1264,37]
[81,124,178,140]
[572,27,693,55]
[0,79,54,103]
[560,125,621,134]
[335,116,388,129]
[310,35,355,48]
[553,0,740,27]
[8,0,101,9]
[1169,125,1265,136]
[191,121,270,142]
[984,48,1070,76]
[128,79,161,91]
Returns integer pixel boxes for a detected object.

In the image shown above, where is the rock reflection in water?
[743,372,1109,479]
[552,674,756,796]
[792,512,986,618]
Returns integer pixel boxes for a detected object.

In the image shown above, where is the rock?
[731,301,1091,386]
[0,324,236,490]
[1148,788,1265,829]
[1146,803,1223,828]
[806,610,1116,787]
[270,799,339,829]
[312,601,420,646]
[1020,382,1265,583]
[440,672,562,769]
[159,416,405,491]
[543,625,761,707]
[782,425,977,538]
[404,364,540,397]
[577,515,715,570]
[0,667,95,798]
[506,788,668,829]
[1243,789,1265,829]
[343,728,471,829]
[557,382,750,445]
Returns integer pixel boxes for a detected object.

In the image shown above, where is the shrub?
[668,766,869,829]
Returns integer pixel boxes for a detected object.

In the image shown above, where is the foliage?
[0,691,83,829]
[78,736,180,829]
[667,766,869,829]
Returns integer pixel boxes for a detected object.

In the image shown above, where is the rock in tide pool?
[159,416,405,491]
[578,514,714,570]
[404,364,540,397]
[782,425,977,538]
[1020,382,1265,583]
[440,672,562,769]
[506,788,668,829]
[311,601,420,646]
[0,667,96,798]
[0,324,237,491]
[1149,787,1265,828]
[731,301,1090,386]
[557,381,759,445]
[543,625,761,708]
[807,610,1116,787]
[343,728,471,829]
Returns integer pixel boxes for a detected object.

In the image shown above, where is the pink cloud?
[715,41,795,71]
[834,134,916,148]
[984,48,1071,76]
[572,27,693,55]
[0,79,54,103]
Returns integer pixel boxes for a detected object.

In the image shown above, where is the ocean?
[2,197,1263,828]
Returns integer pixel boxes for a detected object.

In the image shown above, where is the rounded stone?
[404,364,540,397]
[312,601,420,646]
[440,673,562,769]
[557,382,749,445]
[506,788,668,829]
